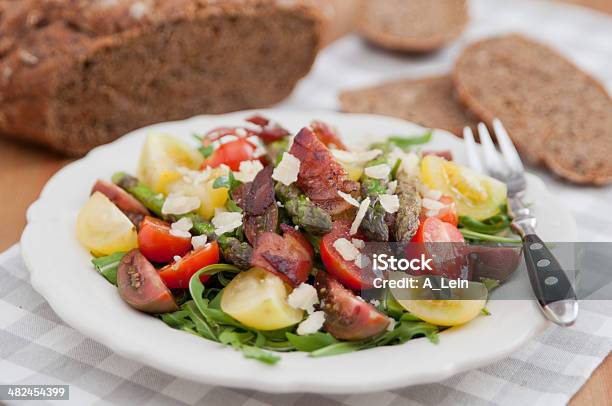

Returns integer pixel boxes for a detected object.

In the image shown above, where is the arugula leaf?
[382,289,406,320]
[310,341,369,358]
[213,171,241,192]
[459,229,521,244]
[198,145,214,158]
[91,252,126,285]
[286,332,338,352]
[240,345,281,365]
[480,277,500,292]
[459,214,511,235]
[481,307,492,316]
[375,321,439,346]
[387,131,432,149]
[390,158,402,180]
[225,199,243,213]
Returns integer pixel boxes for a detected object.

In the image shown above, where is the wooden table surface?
[0,0,609,403]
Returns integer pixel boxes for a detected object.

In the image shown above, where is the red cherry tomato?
[410,217,465,279]
[320,220,375,290]
[422,195,458,226]
[158,241,220,289]
[201,139,260,171]
[315,272,389,340]
[137,216,192,263]
[117,250,178,314]
[412,217,464,243]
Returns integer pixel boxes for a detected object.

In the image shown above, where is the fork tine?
[477,123,507,176]
[462,127,483,173]
[493,118,525,173]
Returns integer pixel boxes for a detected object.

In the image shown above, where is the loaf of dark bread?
[0,0,322,155]
[357,0,468,53]
[453,34,612,184]
[339,75,478,137]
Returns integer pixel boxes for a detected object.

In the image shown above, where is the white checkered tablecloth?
[1,0,612,404]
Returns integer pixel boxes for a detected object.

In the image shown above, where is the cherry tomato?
[320,220,375,290]
[201,138,259,171]
[410,217,465,279]
[315,272,390,340]
[158,241,220,289]
[117,250,178,314]
[412,217,464,244]
[137,216,192,263]
[422,195,458,226]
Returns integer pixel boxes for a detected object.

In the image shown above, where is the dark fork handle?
[523,234,578,326]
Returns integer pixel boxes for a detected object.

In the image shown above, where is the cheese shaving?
[350,197,370,235]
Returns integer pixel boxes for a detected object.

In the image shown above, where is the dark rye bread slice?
[339,75,478,137]
[357,0,469,52]
[0,0,322,156]
[453,34,612,185]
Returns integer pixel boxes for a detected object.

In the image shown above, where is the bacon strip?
[290,127,359,215]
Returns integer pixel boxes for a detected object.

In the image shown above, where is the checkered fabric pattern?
[1,0,612,404]
[1,246,611,405]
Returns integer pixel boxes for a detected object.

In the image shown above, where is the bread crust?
[356,0,468,52]
[453,34,612,185]
[339,75,477,137]
[0,0,323,155]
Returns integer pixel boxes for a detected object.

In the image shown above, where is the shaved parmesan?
[379,194,400,214]
[351,238,365,249]
[272,152,300,186]
[333,238,360,261]
[171,217,193,232]
[422,198,445,211]
[364,164,391,180]
[331,149,382,164]
[233,160,264,183]
[350,197,370,235]
[424,189,443,201]
[387,180,398,194]
[211,211,243,236]
[297,311,325,335]
[191,235,208,250]
[337,191,360,207]
[287,283,319,314]
[162,193,201,215]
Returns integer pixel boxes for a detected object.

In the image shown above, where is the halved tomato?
[315,272,389,340]
[137,216,192,263]
[409,217,465,280]
[117,250,178,314]
[421,155,507,220]
[158,241,220,289]
[201,138,260,171]
[320,220,375,290]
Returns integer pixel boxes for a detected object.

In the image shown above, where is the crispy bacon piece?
[243,165,278,245]
[290,127,359,215]
[245,115,291,144]
[311,120,347,150]
[250,224,314,287]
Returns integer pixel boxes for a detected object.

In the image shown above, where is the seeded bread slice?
[339,75,478,137]
[357,0,469,52]
[453,34,612,184]
[0,0,322,156]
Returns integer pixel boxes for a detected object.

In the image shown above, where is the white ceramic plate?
[21,110,576,394]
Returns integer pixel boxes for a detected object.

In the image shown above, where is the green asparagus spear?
[218,235,252,270]
[394,170,421,242]
[275,183,332,235]
[112,172,215,236]
[361,201,389,242]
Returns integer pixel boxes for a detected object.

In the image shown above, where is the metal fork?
[463,120,578,327]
